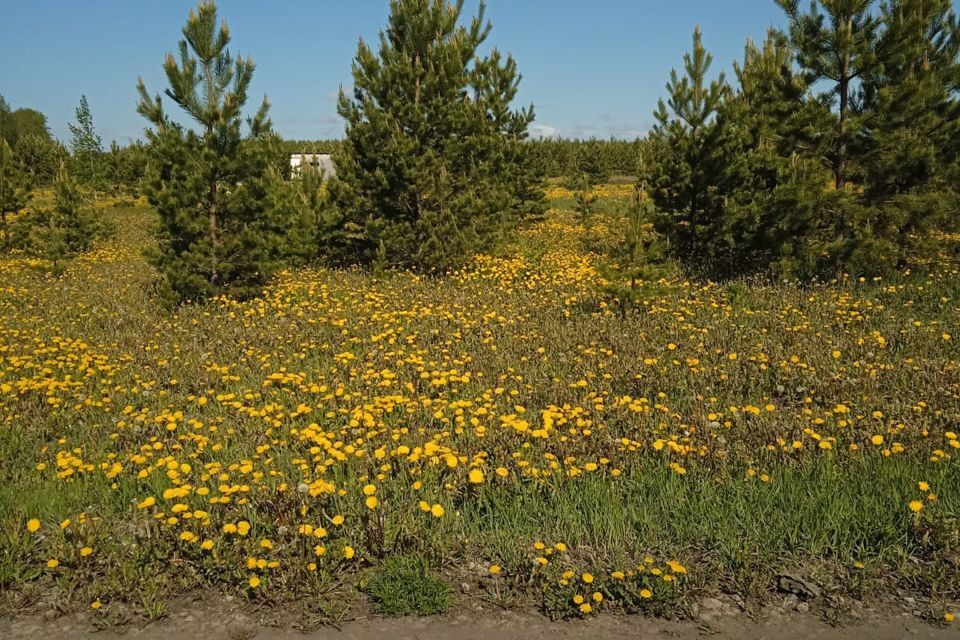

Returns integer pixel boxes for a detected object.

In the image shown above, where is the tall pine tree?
[332,0,542,271]
[857,0,960,263]
[644,28,735,262]
[136,0,282,303]
[777,0,879,189]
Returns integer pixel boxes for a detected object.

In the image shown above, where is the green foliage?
[104,141,148,196]
[778,0,879,190]
[570,174,597,228]
[856,0,960,262]
[365,554,452,616]
[720,32,838,279]
[14,133,69,186]
[644,28,736,261]
[137,0,283,303]
[332,0,543,272]
[68,95,104,188]
[267,165,343,265]
[18,163,102,273]
[0,139,31,250]
[574,140,610,185]
[643,2,960,281]
[530,138,644,178]
[598,193,668,316]
[0,98,50,151]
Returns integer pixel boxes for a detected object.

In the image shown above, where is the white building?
[290,153,336,179]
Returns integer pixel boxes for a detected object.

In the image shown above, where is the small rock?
[777,573,820,599]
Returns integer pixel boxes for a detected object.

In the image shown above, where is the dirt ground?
[2,603,956,640]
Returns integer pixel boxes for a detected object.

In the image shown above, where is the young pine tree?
[136,1,281,303]
[599,188,668,317]
[0,139,30,250]
[332,0,542,272]
[644,28,735,263]
[68,95,104,188]
[27,163,100,273]
[267,165,342,265]
[777,0,879,189]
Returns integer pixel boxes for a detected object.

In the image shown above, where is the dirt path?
[2,607,955,640]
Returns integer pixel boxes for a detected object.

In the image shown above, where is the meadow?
[1,185,958,625]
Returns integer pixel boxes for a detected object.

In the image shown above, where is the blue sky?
[4,1,804,145]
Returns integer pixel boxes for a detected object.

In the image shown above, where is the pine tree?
[856,0,960,264]
[268,164,342,265]
[644,28,735,262]
[136,0,282,303]
[0,139,31,250]
[24,163,101,273]
[721,31,837,278]
[777,0,879,189]
[68,95,104,187]
[332,0,542,271]
[599,188,668,317]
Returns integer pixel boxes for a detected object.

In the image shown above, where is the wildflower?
[362,484,377,496]
[91,600,102,610]
[489,564,502,575]
[581,572,594,584]
[468,468,484,484]
[79,546,94,557]
[47,559,59,569]
[27,519,41,533]
[137,496,156,509]
[237,521,251,536]
[640,588,652,599]
[909,500,924,513]
[430,503,445,518]
[331,515,344,526]
[249,576,261,588]
[343,546,356,559]
[365,496,379,509]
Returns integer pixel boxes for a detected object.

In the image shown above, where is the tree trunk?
[209,179,218,286]
[837,57,850,190]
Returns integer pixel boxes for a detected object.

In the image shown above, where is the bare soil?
[1,601,955,640]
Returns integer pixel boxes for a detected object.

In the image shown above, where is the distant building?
[290,153,336,179]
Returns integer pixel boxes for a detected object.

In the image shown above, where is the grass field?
[1,186,958,625]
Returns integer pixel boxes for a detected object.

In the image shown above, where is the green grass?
[0,195,958,622]
[365,555,452,616]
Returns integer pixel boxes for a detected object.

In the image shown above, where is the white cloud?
[529,123,560,139]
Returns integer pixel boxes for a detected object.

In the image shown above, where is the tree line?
[2,0,958,304]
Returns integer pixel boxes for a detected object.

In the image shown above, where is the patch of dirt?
[0,599,955,640]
